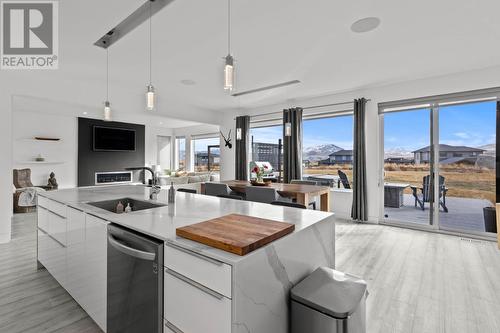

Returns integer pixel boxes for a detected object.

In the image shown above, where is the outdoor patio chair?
[410,175,449,212]
[337,170,351,189]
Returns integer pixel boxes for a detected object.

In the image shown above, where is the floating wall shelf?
[16,161,65,165]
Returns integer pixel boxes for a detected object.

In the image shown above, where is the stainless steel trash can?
[291,267,368,333]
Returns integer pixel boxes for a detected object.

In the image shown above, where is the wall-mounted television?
[93,126,136,151]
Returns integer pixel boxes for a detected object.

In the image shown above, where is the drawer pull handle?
[166,241,223,266]
[47,210,67,220]
[37,227,66,248]
[165,321,184,333]
[165,268,225,300]
[49,234,66,248]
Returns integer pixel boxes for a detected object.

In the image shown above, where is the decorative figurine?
[47,172,58,189]
[220,130,232,149]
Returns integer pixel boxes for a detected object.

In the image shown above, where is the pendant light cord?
[149,0,152,85]
[227,0,231,55]
[106,48,109,101]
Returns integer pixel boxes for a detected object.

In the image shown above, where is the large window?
[302,115,354,187]
[381,95,497,237]
[250,125,282,181]
[175,136,186,171]
[193,136,220,172]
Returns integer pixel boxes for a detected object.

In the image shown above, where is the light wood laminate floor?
[0,213,102,333]
[1,214,500,333]
[336,221,500,333]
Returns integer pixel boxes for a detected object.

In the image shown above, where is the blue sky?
[194,137,220,153]
[385,101,496,151]
[250,115,354,150]
[250,101,496,152]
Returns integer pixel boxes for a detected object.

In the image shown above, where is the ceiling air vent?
[231,80,301,97]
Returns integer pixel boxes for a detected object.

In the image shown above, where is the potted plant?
[483,205,497,233]
[252,164,268,184]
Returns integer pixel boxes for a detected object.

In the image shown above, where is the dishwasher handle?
[108,234,156,261]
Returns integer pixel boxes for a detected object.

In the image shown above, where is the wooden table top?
[219,180,330,195]
[176,214,295,256]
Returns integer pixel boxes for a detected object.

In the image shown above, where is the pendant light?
[103,48,112,121]
[223,0,234,91]
[146,0,155,111]
[284,122,292,137]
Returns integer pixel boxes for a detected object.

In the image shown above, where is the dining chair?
[270,201,307,209]
[245,186,279,204]
[217,194,243,200]
[204,183,230,196]
[177,188,197,194]
[290,179,318,210]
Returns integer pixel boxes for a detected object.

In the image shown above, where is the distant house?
[385,157,414,164]
[329,149,353,164]
[412,144,485,164]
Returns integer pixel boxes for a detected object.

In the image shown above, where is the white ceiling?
[8,0,500,123]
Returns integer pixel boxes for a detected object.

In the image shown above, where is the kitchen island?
[37,185,335,333]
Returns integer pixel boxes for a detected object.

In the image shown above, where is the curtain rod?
[234,99,371,120]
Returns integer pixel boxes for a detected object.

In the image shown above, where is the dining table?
[203,180,331,212]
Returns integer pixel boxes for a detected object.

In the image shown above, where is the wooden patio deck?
[384,194,493,233]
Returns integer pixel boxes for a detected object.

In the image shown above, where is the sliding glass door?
[382,108,434,227]
[438,101,497,235]
[380,91,498,238]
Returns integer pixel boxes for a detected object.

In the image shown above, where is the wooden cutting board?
[176,214,295,256]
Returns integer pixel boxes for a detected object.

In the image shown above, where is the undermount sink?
[87,198,166,214]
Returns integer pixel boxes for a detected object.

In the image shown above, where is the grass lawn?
[304,163,496,205]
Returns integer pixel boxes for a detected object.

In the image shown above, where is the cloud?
[453,132,470,139]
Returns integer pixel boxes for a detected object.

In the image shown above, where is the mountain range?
[303,144,343,161]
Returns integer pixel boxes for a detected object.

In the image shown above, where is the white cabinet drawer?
[164,269,231,333]
[37,205,49,232]
[45,232,67,288]
[67,207,85,246]
[49,199,67,218]
[37,229,49,268]
[37,195,49,209]
[48,211,67,246]
[83,214,108,332]
[164,243,232,298]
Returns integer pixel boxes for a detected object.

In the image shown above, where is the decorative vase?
[256,174,263,183]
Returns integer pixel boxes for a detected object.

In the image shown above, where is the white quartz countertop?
[39,185,335,264]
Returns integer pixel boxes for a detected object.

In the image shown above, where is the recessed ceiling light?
[159,121,163,125]
[180,79,196,86]
[351,17,381,33]
[83,112,88,115]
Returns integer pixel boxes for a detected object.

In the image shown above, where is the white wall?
[219,65,500,221]
[145,126,173,170]
[12,111,176,189]
[219,117,236,180]
[12,111,78,189]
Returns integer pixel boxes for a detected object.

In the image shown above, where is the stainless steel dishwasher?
[107,224,163,333]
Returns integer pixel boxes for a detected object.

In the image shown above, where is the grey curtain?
[235,116,250,180]
[351,98,368,221]
[283,108,303,183]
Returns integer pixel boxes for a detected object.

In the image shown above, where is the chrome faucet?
[125,167,161,200]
